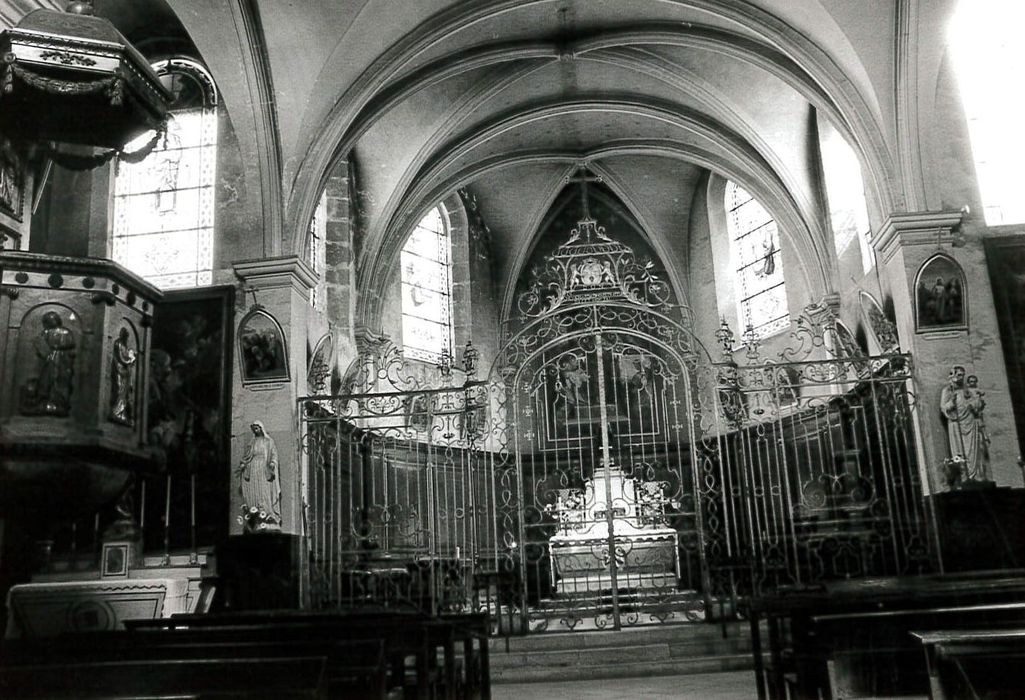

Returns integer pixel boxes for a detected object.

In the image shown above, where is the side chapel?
[1,1,1025,698]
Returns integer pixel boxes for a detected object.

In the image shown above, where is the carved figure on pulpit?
[236,420,282,532]
[109,328,138,425]
[20,311,76,416]
[940,365,990,482]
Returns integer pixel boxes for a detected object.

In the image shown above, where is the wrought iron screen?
[297,212,930,633]
[703,321,931,600]
[301,348,491,614]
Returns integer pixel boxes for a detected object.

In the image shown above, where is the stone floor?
[492,670,757,699]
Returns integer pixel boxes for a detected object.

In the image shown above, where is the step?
[489,621,751,652]
[491,642,672,668]
[490,634,752,663]
[490,653,756,683]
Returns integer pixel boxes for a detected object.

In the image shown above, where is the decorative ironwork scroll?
[517,216,673,318]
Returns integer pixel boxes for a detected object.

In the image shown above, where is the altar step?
[518,589,706,633]
[489,621,755,683]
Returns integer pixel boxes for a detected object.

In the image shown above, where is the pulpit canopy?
[0,5,172,149]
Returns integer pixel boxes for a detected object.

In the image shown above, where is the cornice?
[874,210,966,265]
[0,251,163,301]
[233,255,317,292]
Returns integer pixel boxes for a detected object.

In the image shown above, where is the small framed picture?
[238,308,289,385]
[101,542,129,578]
[915,254,968,332]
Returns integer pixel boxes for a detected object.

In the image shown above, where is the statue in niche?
[20,310,76,416]
[109,328,138,425]
[235,420,281,532]
[940,365,991,483]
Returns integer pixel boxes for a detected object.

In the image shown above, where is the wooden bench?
[128,609,490,699]
[748,571,1025,699]
[0,655,329,699]
[4,635,386,699]
[912,628,1025,700]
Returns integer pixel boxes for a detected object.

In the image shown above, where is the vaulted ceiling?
[2,0,961,310]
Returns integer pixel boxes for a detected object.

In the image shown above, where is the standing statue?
[20,310,76,416]
[940,365,990,482]
[965,374,991,481]
[109,328,138,425]
[236,420,281,532]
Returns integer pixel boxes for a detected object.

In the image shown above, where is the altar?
[548,463,680,593]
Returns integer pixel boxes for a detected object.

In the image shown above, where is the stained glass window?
[725,182,789,338]
[112,59,217,289]
[949,1,1025,226]
[401,206,453,361]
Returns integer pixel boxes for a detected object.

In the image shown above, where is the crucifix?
[564,164,612,243]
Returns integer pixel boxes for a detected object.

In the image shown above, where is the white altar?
[548,463,680,593]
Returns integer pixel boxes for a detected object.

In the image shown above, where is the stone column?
[231,256,317,536]
[874,211,1021,493]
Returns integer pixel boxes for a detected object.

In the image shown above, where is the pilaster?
[230,256,316,536]
[875,210,1021,492]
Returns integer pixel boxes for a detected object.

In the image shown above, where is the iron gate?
[481,216,720,632]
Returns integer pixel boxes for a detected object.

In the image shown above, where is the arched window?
[401,205,453,361]
[111,58,218,288]
[949,1,1025,226]
[818,117,873,274]
[725,181,789,338]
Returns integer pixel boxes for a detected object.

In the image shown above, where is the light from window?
[401,206,453,361]
[949,1,1025,226]
[307,190,327,308]
[725,182,789,338]
[818,118,873,275]
[112,59,217,288]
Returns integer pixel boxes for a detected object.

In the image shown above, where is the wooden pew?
[131,619,427,699]
[441,612,491,700]
[3,636,386,700]
[748,571,1025,700]
[912,628,1025,700]
[0,655,329,699]
[128,609,490,699]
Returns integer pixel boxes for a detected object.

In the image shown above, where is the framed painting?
[145,286,234,550]
[915,254,967,332]
[238,308,289,384]
[0,137,25,223]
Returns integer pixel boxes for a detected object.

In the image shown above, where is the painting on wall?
[915,255,967,331]
[146,286,234,549]
[0,137,25,223]
[238,308,289,384]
